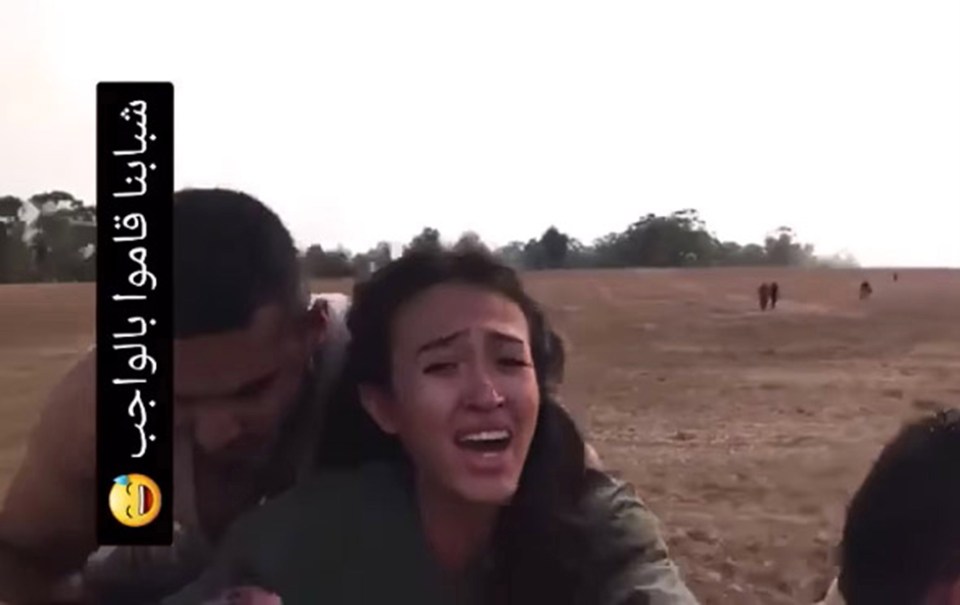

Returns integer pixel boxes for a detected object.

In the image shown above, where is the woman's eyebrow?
[488,330,525,346]
[416,330,468,355]
[416,328,527,356]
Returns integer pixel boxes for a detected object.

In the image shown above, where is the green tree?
[764,226,815,266]
[453,231,489,254]
[302,244,355,278]
[29,191,95,282]
[303,245,328,278]
[404,227,443,255]
[0,192,98,283]
[539,226,570,269]
[493,241,526,269]
[352,241,393,279]
[0,196,24,220]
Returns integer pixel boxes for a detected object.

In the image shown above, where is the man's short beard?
[221,385,308,471]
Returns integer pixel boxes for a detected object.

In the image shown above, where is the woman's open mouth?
[455,428,512,454]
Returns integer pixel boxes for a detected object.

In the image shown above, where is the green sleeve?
[159,472,343,605]
[159,464,428,605]
[581,471,700,605]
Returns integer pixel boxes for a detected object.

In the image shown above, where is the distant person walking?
[859,281,873,300]
[769,282,780,309]
[758,283,770,311]
[893,272,899,282]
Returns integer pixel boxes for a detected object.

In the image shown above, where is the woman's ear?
[359,385,399,435]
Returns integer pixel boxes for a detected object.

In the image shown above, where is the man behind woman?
[168,247,698,604]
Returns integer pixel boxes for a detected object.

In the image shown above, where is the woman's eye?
[499,357,531,368]
[423,362,458,374]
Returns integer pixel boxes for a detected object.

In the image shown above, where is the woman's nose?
[464,365,506,409]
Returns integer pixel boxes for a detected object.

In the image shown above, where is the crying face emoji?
[108,474,161,528]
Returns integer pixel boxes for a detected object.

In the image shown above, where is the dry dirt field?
[2,267,960,604]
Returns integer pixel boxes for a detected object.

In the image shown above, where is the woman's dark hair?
[316,248,590,603]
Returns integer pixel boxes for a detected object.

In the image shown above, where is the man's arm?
[581,470,700,605]
[0,352,98,602]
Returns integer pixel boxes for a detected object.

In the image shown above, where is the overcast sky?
[1,0,958,266]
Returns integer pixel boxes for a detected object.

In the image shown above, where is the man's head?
[839,409,960,605]
[173,188,327,465]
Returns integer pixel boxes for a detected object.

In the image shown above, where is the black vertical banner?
[96,83,174,545]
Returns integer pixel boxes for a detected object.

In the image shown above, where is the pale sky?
[1,1,958,267]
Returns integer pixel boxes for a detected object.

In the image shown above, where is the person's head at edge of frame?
[317,247,591,602]
[838,408,960,605]
[174,188,327,467]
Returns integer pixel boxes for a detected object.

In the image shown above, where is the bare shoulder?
[0,349,98,579]
[31,349,97,462]
[1,348,97,499]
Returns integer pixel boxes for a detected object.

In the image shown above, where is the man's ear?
[359,385,399,435]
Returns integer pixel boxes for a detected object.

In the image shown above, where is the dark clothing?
[758,284,770,311]
[164,462,699,605]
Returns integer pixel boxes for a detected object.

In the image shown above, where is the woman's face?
[360,283,540,505]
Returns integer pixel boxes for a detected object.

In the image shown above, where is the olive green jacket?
[164,463,698,605]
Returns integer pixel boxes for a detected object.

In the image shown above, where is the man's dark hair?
[839,409,960,604]
[174,188,303,338]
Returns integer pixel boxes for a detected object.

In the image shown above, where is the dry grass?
[2,268,959,604]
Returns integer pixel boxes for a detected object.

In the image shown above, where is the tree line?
[0,191,857,285]
[303,208,858,279]
[0,191,96,283]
